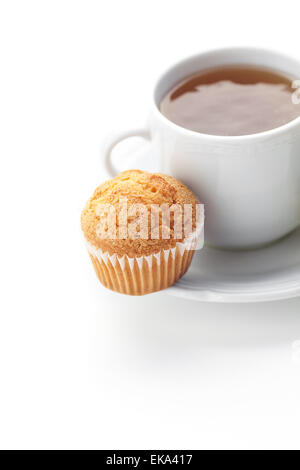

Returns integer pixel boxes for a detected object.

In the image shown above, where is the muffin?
[81,169,204,295]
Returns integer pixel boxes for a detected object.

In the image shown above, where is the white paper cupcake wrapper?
[86,209,205,270]
[85,205,204,295]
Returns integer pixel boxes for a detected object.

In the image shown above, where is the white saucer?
[167,228,300,303]
[104,145,300,303]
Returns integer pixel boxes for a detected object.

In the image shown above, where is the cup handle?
[103,128,151,177]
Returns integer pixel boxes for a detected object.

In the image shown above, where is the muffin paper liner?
[85,207,204,296]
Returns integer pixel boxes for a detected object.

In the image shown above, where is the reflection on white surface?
[89,282,300,449]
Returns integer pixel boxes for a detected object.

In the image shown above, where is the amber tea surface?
[159,66,300,136]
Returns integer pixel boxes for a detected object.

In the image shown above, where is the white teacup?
[104,48,300,249]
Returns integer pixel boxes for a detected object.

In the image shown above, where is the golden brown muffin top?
[81,169,200,257]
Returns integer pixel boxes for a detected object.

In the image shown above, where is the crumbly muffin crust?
[81,169,200,257]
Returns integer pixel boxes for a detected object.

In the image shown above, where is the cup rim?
[152,46,300,141]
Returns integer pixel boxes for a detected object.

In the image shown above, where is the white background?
[1,0,300,450]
